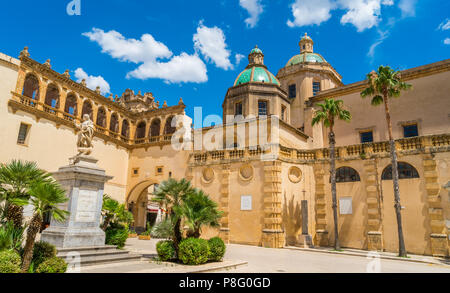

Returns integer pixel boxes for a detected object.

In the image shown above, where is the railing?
[190,134,450,165]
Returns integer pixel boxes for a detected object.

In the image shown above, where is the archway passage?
[126,180,164,233]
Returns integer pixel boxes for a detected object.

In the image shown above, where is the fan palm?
[152,178,195,250]
[174,189,222,238]
[101,195,134,231]
[312,98,351,250]
[0,160,50,228]
[361,65,411,257]
[21,180,69,272]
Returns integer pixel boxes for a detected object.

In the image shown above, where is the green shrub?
[36,257,67,273]
[32,241,56,267]
[151,218,174,239]
[208,237,226,261]
[105,227,128,249]
[178,238,210,265]
[0,250,21,273]
[156,240,176,261]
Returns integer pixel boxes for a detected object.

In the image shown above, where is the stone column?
[422,154,449,257]
[262,161,285,248]
[41,156,113,248]
[363,159,384,251]
[219,165,230,243]
[313,162,328,246]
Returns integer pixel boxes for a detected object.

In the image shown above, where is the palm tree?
[152,178,195,251]
[361,65,411,257]
[21,180,69,272]
[174,189,222,238]
[0,160,49,229]
[101,195,134,231]
[312,98,351,250]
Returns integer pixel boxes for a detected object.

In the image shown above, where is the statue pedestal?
[41,155,113,248]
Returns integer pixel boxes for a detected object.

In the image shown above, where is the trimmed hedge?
[105,227,128,249]
[0,250,21,273]
[156,240,176,261]
[178,238,210,265]
[32,241,57,267]
[208,237,226,261]
[36,257,67,273]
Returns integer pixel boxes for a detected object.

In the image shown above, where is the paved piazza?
[80,238,450,273]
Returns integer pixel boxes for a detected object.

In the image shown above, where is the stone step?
[56,245,142,267]
[57,249,129,258]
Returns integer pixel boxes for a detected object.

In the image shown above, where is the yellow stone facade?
[0,35,448,256]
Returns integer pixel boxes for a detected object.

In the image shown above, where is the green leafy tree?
[361,65,411,257]
[174,189,222,238]
[312,98,351,250]
[152,178,195,251]
[21,180,69,272]
[101,195,133,231]
[0,160,50,228]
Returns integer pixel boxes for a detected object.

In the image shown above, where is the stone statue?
[75,114,95,156]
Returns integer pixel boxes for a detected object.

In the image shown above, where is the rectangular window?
[258,101,267,116]
[313,81,321,96]
[132,168,139,177]
[281,105,286,121]
[288,84,296,99]
[235,102,243,116]
[17,123,29,145]
[360,131,373,143]
[403,124,418,138]
[156,166,164,175]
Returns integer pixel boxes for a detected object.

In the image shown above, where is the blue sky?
[1,0,448,118]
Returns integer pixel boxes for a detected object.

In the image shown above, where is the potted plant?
[138,222,152,240]
[128,228,137,238]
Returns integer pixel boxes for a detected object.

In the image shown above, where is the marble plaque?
[241,195,252,211]
[339,197,353,215]
[75,189,98,222]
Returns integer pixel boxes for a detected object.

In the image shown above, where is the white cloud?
[287,0,334,27]
[398,0,417,17]
[340,0,383,32]
[444,38,450,45]
[438,19,450,31]
[367,29,389,58]
[83,28,207,83]
[235,53,246,66]
[74,68,110,95]
[239,0,264,28]
[286,0,399,32]
[193,22,233,70]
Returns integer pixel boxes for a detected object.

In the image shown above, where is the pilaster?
[219,165,231,243]
[363,159,383,251]
[313,163,328,246]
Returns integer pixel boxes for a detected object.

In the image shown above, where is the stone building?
[0,34,448,256]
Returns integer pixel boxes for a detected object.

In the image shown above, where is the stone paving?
[79,238,450,273]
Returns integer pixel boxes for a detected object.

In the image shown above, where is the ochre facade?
[0,34,448,257]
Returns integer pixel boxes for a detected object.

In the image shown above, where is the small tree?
[0,160,50,229]
[153,178,195,252]
[312,98,351,250]
[101,195,133,230]
[21,180,69,272]
[174,189,222,238]
[361,65,411,257]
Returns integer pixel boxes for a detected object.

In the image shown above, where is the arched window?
[335,167,360,183]
[96,107,107,128]
[64,93,78,116]
[164,116,176,135]
[44,84,60,108]
[22,74,39,100]
[135,121,146,139]
[121,120,130,138]
[109,113,119,133]
[150,119,161,137]
[382,162,419,180]
[81,100,93,120]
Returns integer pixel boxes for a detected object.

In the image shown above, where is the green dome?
[234,66,280,86]
[250,46,263,54]
[286,53,326,66]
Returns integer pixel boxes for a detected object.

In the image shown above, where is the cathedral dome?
[286,33,327,66]
[233,46,280,86]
